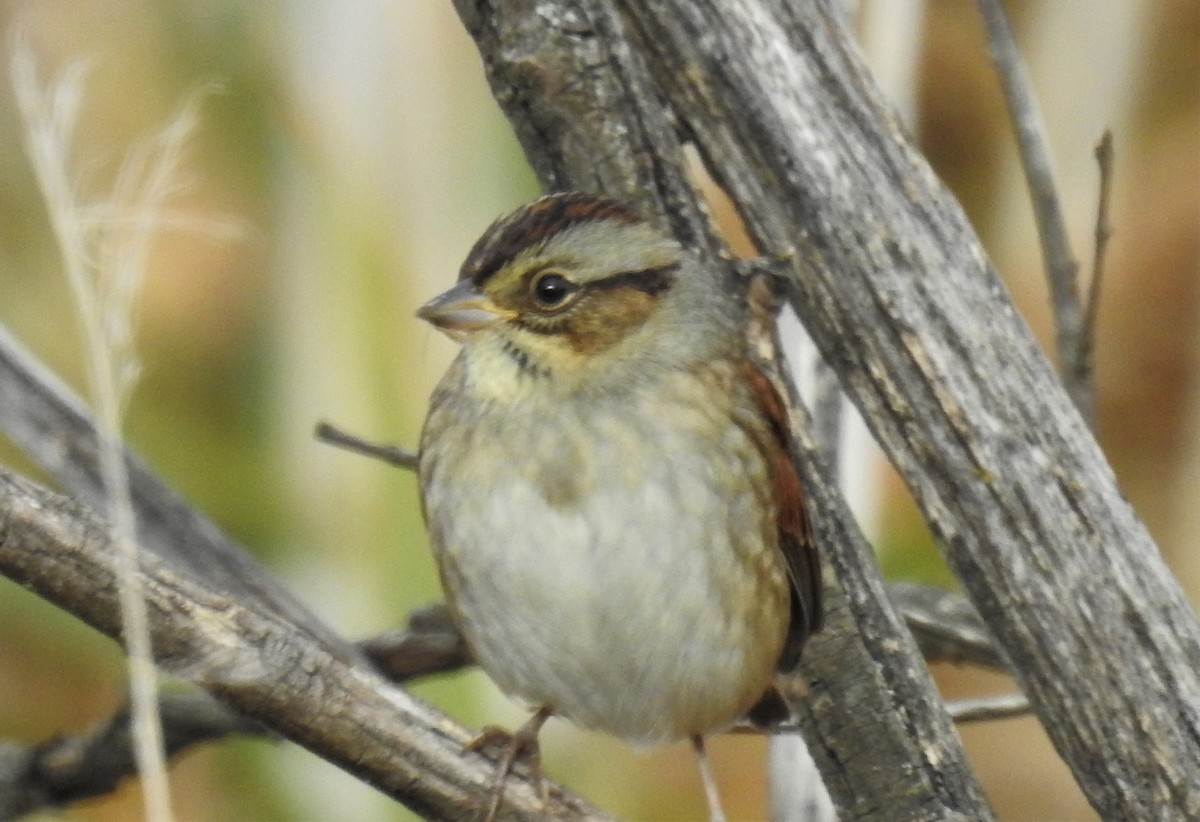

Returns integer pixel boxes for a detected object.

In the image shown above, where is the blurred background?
[0,1,1195,819]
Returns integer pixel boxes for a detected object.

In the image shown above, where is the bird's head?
[418,193,724,388]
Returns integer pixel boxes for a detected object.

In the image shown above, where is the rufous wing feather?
[739,359,823,671]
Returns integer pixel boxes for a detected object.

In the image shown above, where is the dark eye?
[530,272,579,309]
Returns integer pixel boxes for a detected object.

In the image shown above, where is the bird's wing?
[738,359,824,671]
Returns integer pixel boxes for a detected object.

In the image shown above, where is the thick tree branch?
[0,467,609,820]
[758,314,993,821]
[603,1,1199,818]
[0,323,353,660]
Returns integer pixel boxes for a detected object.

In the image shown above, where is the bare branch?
[974,0,1087,420]
[315,421,419,471]
[0,693,262,819]
[0,467,610,820]
[1080,130,1115,392]
[366,585,1012,687]
[948,693,1032,724]
[360,604,471,682]
[0,322,354,658]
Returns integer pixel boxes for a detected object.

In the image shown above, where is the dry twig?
[1080,130,1115,392]
[974,0,1090,421]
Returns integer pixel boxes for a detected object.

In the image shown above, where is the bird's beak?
[417,280,508,342]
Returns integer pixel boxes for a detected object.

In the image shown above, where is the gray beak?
[417,279,509,342]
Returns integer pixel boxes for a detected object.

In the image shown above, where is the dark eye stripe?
[586,263,679,297]
[512,263,680,339]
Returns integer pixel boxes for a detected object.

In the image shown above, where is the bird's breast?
[419,362,791,743]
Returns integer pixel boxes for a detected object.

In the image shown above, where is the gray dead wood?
[0,467,609,820]
[0,323,353,660]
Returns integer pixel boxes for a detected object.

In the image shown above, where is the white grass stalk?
[12,41,223,822]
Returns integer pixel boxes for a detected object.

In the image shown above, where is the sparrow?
[416,192,822,820]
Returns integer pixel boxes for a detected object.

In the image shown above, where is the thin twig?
[975,0,1090,423]
[1079,129,1115,417]
[947,692,1032,723]
[315,421,419,470]
[359,604,471,682]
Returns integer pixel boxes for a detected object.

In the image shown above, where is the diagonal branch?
[607,1,1199,818]
[888,582,1006,670]
[0,322,353,658]
[0,466,610,820]
[0,292,605,820]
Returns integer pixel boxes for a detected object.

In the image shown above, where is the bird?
[415,192,822,820]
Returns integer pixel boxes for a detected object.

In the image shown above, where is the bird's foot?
[466,707,552,821]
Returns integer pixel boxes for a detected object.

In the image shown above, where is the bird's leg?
[691,735,728,822]
[466,706,553,821]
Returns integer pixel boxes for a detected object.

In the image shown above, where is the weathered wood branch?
[627,1,1198,818]
[454,0,1200,818]
[0,467,608,821]
[0,323,353,660]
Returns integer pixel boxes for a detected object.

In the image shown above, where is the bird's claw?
[466,708,552,821]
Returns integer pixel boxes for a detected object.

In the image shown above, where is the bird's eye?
[530,272,579,310]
